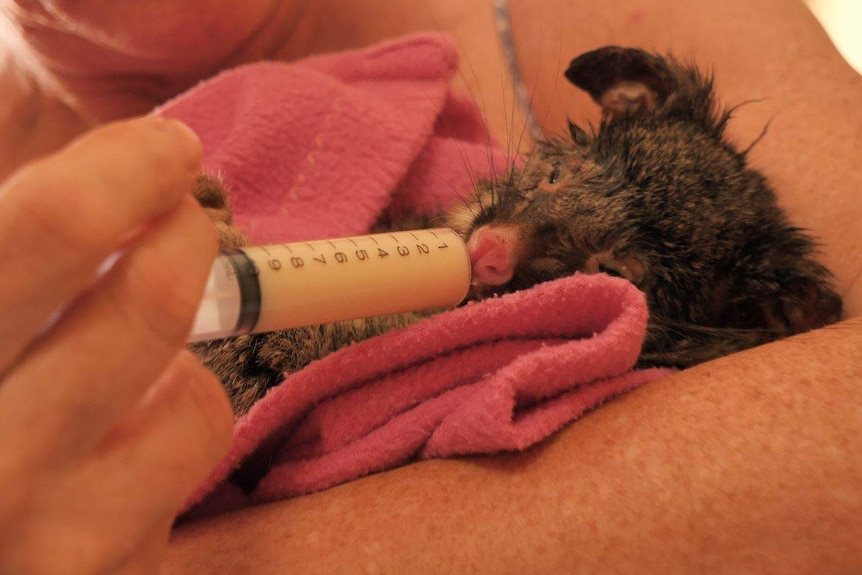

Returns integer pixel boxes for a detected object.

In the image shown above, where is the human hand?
[1,0,296,120]
[0,116,233,574]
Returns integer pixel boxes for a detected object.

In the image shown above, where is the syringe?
[188,228,471,342]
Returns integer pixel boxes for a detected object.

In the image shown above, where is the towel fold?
[156,33,671,518]
[157,33,504,242]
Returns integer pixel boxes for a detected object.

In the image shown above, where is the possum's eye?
[586,252,649,287]
[548,167,561,184]
[598,263,624,278]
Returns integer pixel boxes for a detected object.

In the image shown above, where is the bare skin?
[165,317,862,574]
[0,0,860,572]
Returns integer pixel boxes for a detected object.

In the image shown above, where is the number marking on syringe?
[192,230,468,342]
[241,230,463,282]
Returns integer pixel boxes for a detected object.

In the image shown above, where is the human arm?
[163,317,862,575]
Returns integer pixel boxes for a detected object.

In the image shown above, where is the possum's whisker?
[413,0,510,216]
[536,14,569,142]
[510,86,535,170]
[396,84,486,222]
[428,171,473,212]
[415,0,546,227]
[654,317,786,338]
[510,140,541,201]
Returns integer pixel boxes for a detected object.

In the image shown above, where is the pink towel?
[156,33,672,517]
[158,33,503,243]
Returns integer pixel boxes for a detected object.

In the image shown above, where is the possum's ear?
[565,47,674,121]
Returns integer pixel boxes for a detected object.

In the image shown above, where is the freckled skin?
[192,47,842,416]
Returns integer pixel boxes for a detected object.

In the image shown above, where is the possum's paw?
[192,173,248,249]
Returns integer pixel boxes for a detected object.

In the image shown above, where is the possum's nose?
[466,224,523,285]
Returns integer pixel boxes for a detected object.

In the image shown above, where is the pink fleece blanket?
[156,33,671,517]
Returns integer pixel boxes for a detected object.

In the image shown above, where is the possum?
[192,46,842,416]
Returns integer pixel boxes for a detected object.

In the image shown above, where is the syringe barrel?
[188,228,471,342]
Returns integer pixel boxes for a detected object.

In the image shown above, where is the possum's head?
[447,47,842,365]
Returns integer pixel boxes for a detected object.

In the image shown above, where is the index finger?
[0,117,202,373]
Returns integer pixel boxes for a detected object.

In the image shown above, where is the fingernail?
[156,118,203,170]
